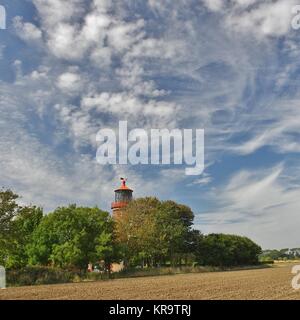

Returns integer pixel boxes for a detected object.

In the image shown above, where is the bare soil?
[1,264,300,300]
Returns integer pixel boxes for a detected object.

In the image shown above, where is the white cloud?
[226,0,297,38]
[13,16,42,42]
[202,0,298,38]
[32,0,87,27]
[90,47,112,68]
[81,92,179,126]
[198,164,300,248]
[233,0,256,6]
[231,96,300,155]
[57,71,82,93]
[107,19,145,52]
[188,173,213,186]
[202,0,224,12]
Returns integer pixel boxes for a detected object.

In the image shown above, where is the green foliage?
[50,241,82,268]
[0,189,43,268]
[96,231,123,274]
[27,205,118,269]
[195,233,262,267]
[0,189,20,265]
[260,248,300,261]
[260,259,274,264]
[1,189,265,285]
[117,197,195,267]
[0,189,19,234]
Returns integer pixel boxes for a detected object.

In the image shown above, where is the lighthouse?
[110,178,133,273]
[111,178,133,219]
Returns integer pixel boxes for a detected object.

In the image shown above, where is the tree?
[161,200,194,228]
[27,205,119,270]
[260,248,300,261]
[116,197,195,267]
[160,201,195,265]
[0,190,19,247]
[7,206,43,268]
[195,233,262,267]
[96,229,123,277]
[0,189,19,265]
[0,189,43,268]
[116,197,159,267]
[184,229,204,265]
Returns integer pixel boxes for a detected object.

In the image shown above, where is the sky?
[1,0,300,249]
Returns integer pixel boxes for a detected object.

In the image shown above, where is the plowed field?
[1,264,300,300]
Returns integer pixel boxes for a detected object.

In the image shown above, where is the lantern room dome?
[114,184,133,192]
[114,178,133,192]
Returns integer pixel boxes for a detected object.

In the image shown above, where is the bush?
[260,260,274,265]
[195,233,262,267]
[6,266,76,287]
[114,266,220,279]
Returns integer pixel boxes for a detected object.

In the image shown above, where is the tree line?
[260,248,300,261]
[0,189,262,272]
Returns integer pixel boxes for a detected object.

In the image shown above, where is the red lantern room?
[111,178,133,218]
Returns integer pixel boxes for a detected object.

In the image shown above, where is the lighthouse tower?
[111,178,133,219]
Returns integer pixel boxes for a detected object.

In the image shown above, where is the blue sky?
[1,0,300,249]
